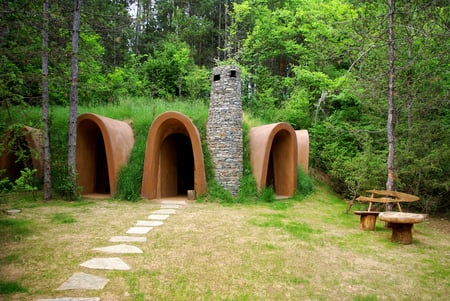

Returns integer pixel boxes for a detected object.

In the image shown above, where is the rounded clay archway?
[295,130,309,174]
[141,111,207,199]
[249,123,297,197]
[76,113,134,196]
[0,126,43,181]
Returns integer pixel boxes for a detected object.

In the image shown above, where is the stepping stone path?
[37,199,187,301]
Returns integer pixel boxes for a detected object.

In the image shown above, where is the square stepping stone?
[160,204,180,209]
[161,200,186,205]
[148,214,169,220]
[126,227,153,234]
[37,297,100,301]
[109,236,146,243]
[152,209,176,215]
[136,220,163,227]
[56,272,108,290]
[93,244,143,254]
[80,257,130,270]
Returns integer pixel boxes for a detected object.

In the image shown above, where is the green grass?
[0,218,32,242]
[0,281,28,294]
[50,212,76,224]
[0,187,449,300]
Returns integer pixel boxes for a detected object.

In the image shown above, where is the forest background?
[0,0,448,214]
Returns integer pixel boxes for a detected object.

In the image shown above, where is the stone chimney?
[207,66,243,196]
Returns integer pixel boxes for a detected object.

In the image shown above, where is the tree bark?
[42,0,51,200]
[386,0,396,210]
[68,0,81,198]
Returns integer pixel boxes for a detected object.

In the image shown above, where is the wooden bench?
[354,190,420,231]
[378,212,427,244]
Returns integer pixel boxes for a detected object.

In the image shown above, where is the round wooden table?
[378,212,427,244]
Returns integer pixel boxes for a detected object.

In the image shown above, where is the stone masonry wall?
[207,66,243,196]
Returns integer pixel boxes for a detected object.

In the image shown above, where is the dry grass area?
[1,186,449,301]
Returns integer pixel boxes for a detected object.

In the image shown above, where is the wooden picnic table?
[356,189,419,212]
[354,190,420,231]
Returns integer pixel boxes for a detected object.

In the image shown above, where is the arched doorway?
[76,113,134,196]
[159,134,194,197]
[141,112,206,200]
[249,123,297,197]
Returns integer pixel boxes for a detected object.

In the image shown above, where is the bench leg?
[360,215,377,231]
[390,223,413,244]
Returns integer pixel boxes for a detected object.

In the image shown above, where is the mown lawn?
[1,185,449,301]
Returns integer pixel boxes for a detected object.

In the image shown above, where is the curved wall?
[141,111,207,199]
[76,113,134,196]
[0,126,43,180]
[249,123,298,197]
[295,130,309,174]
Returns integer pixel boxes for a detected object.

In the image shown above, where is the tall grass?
[1,96,314,203]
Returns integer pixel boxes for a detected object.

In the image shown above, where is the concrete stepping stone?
[55,272,108,290]
[161,200,186,205]
[37,297,100,301]
[80,257,130,270]
[148,214,170,220]
[93,244,143,254]
[151,209,176,215]
[109,236,146,243]
[160,204,180,209]
[136,220,163,227]
[126,226,153,234]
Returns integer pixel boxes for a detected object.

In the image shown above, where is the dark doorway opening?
[0,137,33,182]
[160,134,194,197]
[94,132,110,194]
[265,130,291,196]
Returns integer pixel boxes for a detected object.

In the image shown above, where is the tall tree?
[386,0,396,196]
[67,0,82,199]
[42,0,51,200]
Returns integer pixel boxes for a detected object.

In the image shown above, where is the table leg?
[390,223,413,244]
[360,215,377,231]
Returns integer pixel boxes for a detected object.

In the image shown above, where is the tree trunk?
[42,0,51,200]
[386,0,396,210]
[68,0,81,199]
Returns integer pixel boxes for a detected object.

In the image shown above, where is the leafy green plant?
[12,168,38,200]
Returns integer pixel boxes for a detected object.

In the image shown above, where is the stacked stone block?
[207,66,243,196]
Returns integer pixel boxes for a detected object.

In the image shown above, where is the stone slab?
[148,214,170,220]
[109,236,147,243]
[136,220,164,227]
[161,200,186,205]
[93,244,143,254]
[160,204,180,209]
[37,297,100,301]
[126,227,153,234]
[80,257,130,270]
[56,272,108,290]
[151,209,176,215]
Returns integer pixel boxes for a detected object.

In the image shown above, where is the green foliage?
[12,168,39,200]
[260,186,276,203]
[297,167,313,197]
